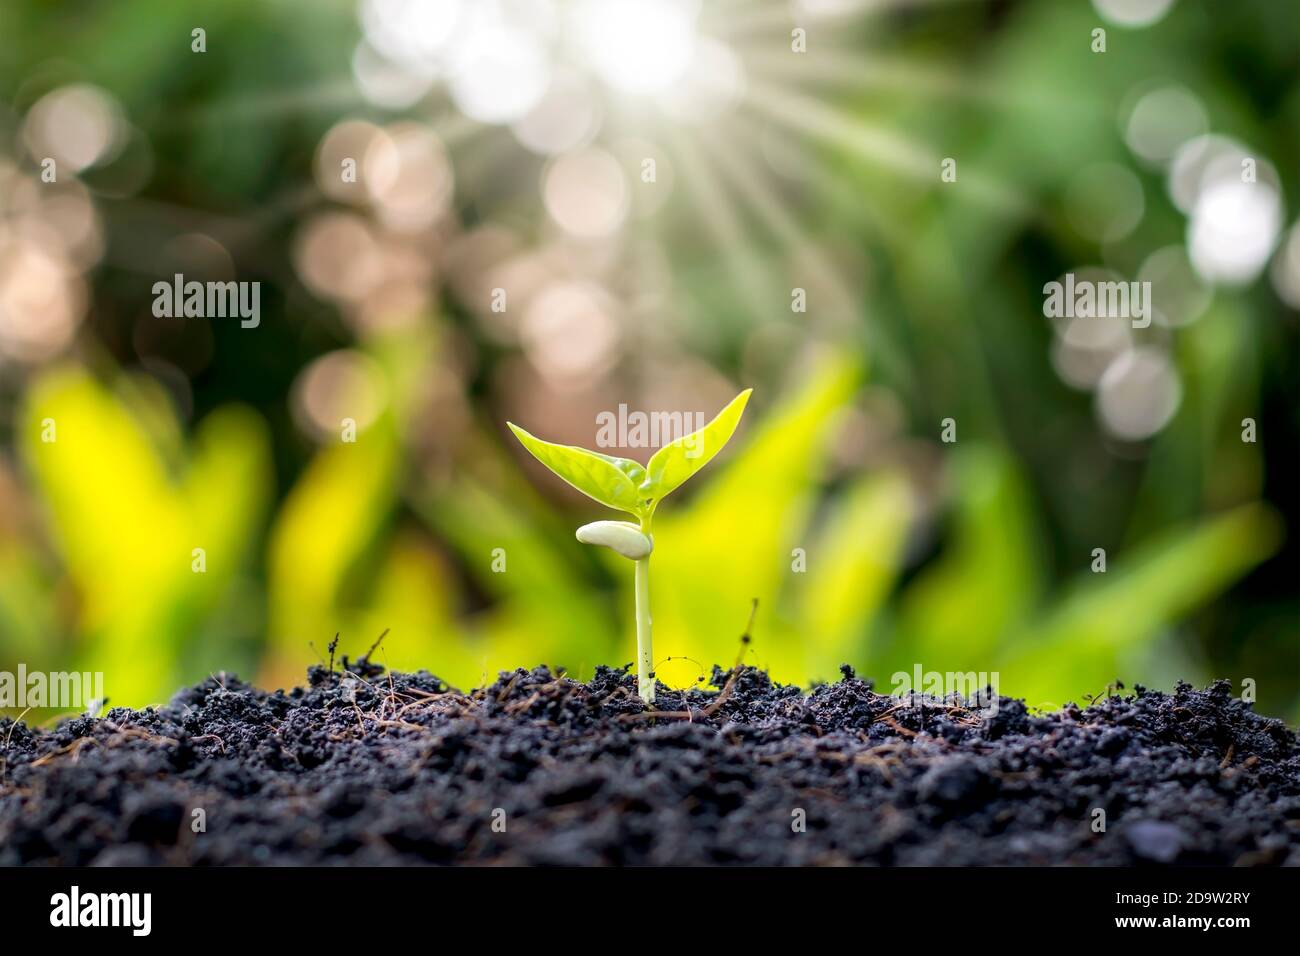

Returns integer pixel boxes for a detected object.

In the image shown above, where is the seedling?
[508,389,752,705]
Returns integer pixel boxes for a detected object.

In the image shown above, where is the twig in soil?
[506,691,541,715]
[327,633,340,674]
[369,718,426,732]
[707,666,744,716]
[621,601,758,722]
[402,683,466,699]
[496,672,522,704]
[359,628,390,666]
[873,704,905,723]
[1084,680,1127,706]
[342,670,381,693]
[397,688,471,706]
[873,699,981,733]
[501,677,581,717]
[27,723,176,770]
[594,685,633,708]
[31,736,100,767]
[854,744,907,783]
[734,598,759,667]
[378,671,397,722]
[876,716,916,738]
[0,707,33,787]
[618,663,744,723]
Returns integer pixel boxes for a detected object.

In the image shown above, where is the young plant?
[508,389,752,705]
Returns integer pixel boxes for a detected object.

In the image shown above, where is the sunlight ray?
[741,48,993,102]
[741,79,1026,214]
[696,119,910,380]
[660,124,783,326]
[704,0,986,39]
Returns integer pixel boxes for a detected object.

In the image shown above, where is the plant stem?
[635,518,654,705]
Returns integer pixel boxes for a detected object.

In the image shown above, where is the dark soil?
[1,662,1296,865]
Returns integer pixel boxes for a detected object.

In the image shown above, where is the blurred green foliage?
[3,349,1284,714]
[0,0,1295,718]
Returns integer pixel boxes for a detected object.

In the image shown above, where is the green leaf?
[643,389,752,504]
[997,503,1282,707]
[507,423,644,516]
[893,445,1042,670]
[801,470,914,672]
[649,362,857,683]
[590,450,647,487]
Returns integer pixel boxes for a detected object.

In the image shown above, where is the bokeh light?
[1137,245,1211,327]
[1270,221,1300,310]
[1097,347,1183,441]
[22,84,124,173]
[447,20,551,124]
[543,147,629,239]
[292,349,389,441]
[1187,175,1282,285]
[1123,84,1207,166]
[1091,0,1177,28]
[293,211,384,304]
[511,69,601,156]
[363,123,454,232]
[521,280,622,389]
[0,242,86,363]
[1052,314,1133,391]
[315,120,391,204]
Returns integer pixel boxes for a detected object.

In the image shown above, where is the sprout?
[508,389,752,704]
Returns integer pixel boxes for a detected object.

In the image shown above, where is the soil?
[1,661,1296,866]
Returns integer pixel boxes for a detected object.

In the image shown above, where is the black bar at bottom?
[0,865,1291,940]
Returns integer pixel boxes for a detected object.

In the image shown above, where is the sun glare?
[572,0,698,96]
